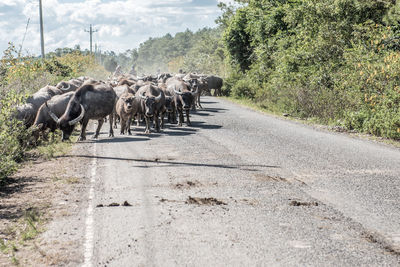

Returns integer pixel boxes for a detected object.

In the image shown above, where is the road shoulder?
[0,141,92,266]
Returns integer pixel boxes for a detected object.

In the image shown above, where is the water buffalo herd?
[14,71,223,142]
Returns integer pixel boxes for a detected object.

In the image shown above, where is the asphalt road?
[77,96,399,266]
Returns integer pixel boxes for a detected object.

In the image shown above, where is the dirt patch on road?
[185,196,227,206]
[96,201,133,208]
[0,142,91,266]
[253,173,288,183]
[289,200,319,207]
[174,180,201,189]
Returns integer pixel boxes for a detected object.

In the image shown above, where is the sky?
[0,0,232,56]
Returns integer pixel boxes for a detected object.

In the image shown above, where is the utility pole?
[39,0,45,59]
[84,24,98,55]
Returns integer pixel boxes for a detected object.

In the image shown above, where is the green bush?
[221,0,400,140]
[0,91,28,180]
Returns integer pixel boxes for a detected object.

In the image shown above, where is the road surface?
[62,96,400,266]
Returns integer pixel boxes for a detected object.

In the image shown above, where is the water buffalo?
[115,92,136,135]
[47,83,116,141]
[14,103,36,128]
[112,84,137,128]
[183,74,200,110]
[14,85,64,128]
[206,75,223,96]
[167,79,197,126]
[159,82,176,125]
[135,84,165,133]
[31,92,74,141]
[195,77,208,108]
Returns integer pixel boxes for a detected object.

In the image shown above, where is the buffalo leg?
[160,111,165,129]
[108,114,114,137]
[136,114,141,126]
[120,119,126,135]
[144,116,151,134]
[197,94,202,108]
[178,108,184,126]
[185,110,191,126]
[167,112,171,123]
[92,119,104,139]
[127,116,132,135]
[172,106,177,124]
[155,112,160,132]
[113,112,118,129]
[79,119,89,141]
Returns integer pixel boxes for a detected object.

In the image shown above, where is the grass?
[0,207,43,266]
[65,177,79,184]
[36,128,80,160]
[37,139,71,160]
[21,208,41,241]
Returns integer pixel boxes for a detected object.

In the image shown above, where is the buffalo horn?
[68,104,85,126]
[191,86,198,96]
[61,83,71,91]
[173,85,182,95]
[46,102,60,123]
[155,92,162,102]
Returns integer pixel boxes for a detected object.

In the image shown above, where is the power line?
[84,24,98,55]
[19,18,30,57]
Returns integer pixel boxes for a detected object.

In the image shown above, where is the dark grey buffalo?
[183,73,200,110]
[47,83,116,141]
[115,92,136,135]
[167,79,197,126]
[159,82,176,125]
[31,92,74,141]
[134,84,165,133]
[206,75,223,96]
[195,77,208,108]
[15,85,64,127]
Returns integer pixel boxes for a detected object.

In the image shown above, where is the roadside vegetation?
[221,0,400,140]
[0,43,108,182]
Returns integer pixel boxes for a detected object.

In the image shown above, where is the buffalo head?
[174,87,198,111]
[164,96,174,112]
[121,95,135,112]
[47,98,85,141]
[140,92,162,117]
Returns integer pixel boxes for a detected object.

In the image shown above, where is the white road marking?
[82,141,97,267]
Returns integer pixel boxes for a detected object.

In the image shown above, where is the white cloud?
[0,0,223,55]
[0,0,25,7]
